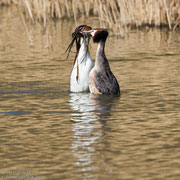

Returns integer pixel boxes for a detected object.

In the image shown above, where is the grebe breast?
[70,37,94,92]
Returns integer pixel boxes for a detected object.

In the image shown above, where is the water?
[0,8,180,180]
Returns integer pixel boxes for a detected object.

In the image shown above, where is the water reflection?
[69,93,99,176]
[69,93,119,177]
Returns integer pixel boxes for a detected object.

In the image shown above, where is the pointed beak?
[80,29,96,37]
[82,28,107,37]
[89,30,96,37]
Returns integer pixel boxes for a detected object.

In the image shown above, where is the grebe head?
[91,28,108,43]
[72,25,92,39]
[65,25,92,59]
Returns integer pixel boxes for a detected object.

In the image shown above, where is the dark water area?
[0,8,180,180]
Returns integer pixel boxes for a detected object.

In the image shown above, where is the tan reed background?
[1,0,180,35]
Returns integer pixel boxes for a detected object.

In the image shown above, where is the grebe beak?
[89,30,97,37]
[79,29,94,37]
[81,28,107,37]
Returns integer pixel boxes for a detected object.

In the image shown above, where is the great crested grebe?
[66,25,94,92]
[81,28,120,95]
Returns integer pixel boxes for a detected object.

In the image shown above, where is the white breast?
[70,38,94,92]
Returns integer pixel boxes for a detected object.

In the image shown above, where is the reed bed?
[1,0,180,35]
[96,0,180,35]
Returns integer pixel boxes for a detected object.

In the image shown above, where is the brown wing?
[94,70,120,95]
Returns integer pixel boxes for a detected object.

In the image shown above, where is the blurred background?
[1,0,180,35]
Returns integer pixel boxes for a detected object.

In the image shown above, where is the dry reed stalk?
[18,2,33,47]
[23,0,34,22]
[163,0,172,29]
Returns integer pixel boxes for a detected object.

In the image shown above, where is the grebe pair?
[67,25,120,95]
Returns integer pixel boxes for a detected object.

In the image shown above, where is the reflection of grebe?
[69,93,118,177]
[66,25,94,92]
[82,28,120,95]
[69,93,94,115]
[69,93,101,173]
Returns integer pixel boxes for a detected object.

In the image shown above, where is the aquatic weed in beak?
[65,25,92,59]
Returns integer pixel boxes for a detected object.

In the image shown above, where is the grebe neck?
[77,37,89,62]
[95,40,110,71]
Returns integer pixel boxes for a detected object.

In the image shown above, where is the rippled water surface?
[0,9,180,180]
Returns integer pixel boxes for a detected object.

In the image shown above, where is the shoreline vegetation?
[1,0,180,36]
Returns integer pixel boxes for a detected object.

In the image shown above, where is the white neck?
[76,38,90,64]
